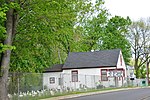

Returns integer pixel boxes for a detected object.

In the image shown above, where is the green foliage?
[0,4,7,42]
[139,65,146,78]
[75,0,109,51]
[11,0,102,72]
[9,2,20,10]
[0,2,20,52]
[0,3,16,53]
[80,14,132,63]
[0,43,16,53]
[11,0,73,72]
[102,16,132,63]
[0,2,19,37]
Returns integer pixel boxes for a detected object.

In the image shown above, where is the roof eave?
[63,66,116,70]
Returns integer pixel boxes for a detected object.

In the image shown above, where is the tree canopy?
[79,14,132,63]
[10,0,108,72]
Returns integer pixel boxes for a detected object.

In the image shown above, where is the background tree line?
[127,18,150,78]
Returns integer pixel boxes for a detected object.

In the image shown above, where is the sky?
[104,0,150,21]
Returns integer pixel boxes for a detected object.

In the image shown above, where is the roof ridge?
[69,48,121,54]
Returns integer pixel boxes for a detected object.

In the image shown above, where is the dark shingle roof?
[44,64,63,72]
[63,49,121,69]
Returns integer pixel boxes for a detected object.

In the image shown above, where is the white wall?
[117,51,127,77]
[43,66,126,90]
[62,68,101,89]
[62,67,118,89]
[43,72,62,90]
[63,68,101,75]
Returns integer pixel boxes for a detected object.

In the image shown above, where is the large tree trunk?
[0,7,15,100]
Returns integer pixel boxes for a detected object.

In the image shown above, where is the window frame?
[49,77,55,84]
[72,70,78,82]
[101,69,108,81]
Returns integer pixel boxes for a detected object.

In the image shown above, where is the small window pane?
[49,77,55,84]
[72,70,78,82]
[101,69,108,81]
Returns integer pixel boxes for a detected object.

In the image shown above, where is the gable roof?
[44,64,63,73]
[63,49,121,69]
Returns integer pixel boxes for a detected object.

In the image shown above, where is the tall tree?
[80,14,132,63]
[10,0,106,72]
[127,18,150,78]
[0,1,19,99]
[102,16,131,63]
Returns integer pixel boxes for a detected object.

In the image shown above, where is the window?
[72,70,78,82]
[58,78,62,85]
[108,70,114,77]
[117,71,123,77]
[49,77,55,84]
[101,69,108,81]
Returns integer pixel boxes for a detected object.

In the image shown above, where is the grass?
[12,86,141,100]
[12,88,118,100]
[38,87,128,100]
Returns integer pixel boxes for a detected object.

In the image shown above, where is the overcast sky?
[104,0,150,21]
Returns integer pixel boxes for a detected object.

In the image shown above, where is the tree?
[80,14,132,63]
[80,9,109,51]
[0,1,19,99]
[102,16,131,63]
[10,0,107,73]
[127,18,150,78]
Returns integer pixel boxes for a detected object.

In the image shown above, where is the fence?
[8,73,148,100]
[8,73,43,100]
[43,73,121,91]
